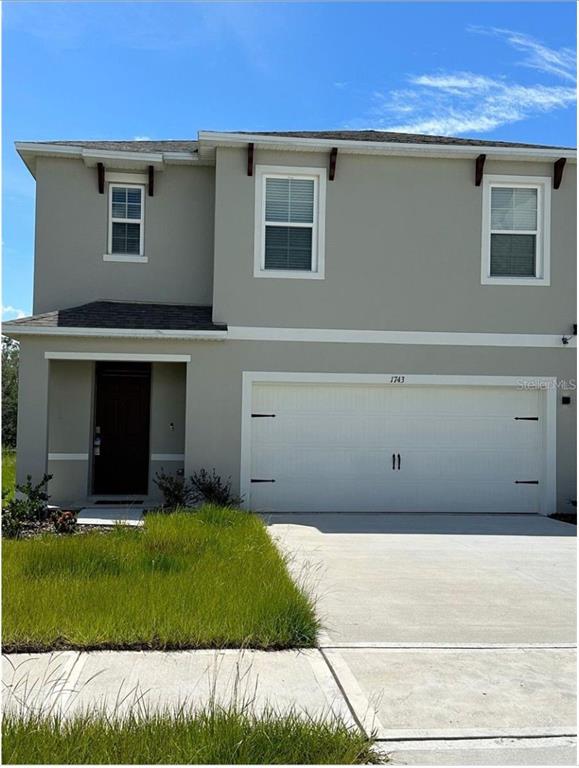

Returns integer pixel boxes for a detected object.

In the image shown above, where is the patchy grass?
[2,708,376,765]
[3,507,318,652]
[2,449,16,501]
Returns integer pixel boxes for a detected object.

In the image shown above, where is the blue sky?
[3,1,576,319]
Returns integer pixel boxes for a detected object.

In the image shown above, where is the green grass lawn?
[3,709,376,765]
[2,449,16,501]
[3,506,318,652]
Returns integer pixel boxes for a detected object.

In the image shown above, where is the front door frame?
[240,372,557,515]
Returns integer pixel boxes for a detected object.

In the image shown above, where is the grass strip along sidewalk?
[3,506,318,652]
[3,707,377,765]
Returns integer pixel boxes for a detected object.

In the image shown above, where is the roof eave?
[2,325,228,340]
[198,131,577,163]
[15,142,202,178]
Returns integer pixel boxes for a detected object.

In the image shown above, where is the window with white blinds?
[255,166,326,279]
[481,176,551,286]
[490,187,537,277]
[108,184,144,256]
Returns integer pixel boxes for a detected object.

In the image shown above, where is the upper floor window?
[254,165,326,279]
[106,183,145,262]
[481,175,551,286]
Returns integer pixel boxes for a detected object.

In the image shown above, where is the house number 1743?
[390,376,405,383]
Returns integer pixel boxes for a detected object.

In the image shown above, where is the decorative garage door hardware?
[251,413,276,418]
[515,480,540,484]
[251,479,276,483]
[514,416,539,421]
[392,453,401,470]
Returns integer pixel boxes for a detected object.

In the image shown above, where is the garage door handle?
[397,453,401,471]
[392,453,396,470]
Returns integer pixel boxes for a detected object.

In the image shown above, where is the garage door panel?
[251,479,540,514]
[253,414,389,447]
[253,384,540,417]
[400,449,541,482]
[254,416,539,452]
[252,446,393,479]
[249,383,544,513]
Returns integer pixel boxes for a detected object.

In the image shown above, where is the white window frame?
[481,174,551,286]
[254,164,326,279]
[105,181,146,263]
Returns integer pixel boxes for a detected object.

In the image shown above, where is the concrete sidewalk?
[2,649,350,723]
[3,644,577,765]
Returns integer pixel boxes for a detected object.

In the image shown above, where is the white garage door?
[248,382,544,513]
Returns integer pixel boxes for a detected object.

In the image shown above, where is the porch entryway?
[41,356,187,507]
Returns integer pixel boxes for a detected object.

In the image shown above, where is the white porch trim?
[9,327,226,340]
[229,327,575,348]
[45,352,191,362]
[6,325,575,348]
[48,453,89,461]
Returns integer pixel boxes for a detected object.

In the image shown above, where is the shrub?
[2,474,53,539]
[52,510,77,535]
[154,468,243,510]
[153,470,190,509]
[2,498,28,539]
[15,474,53,521]
[190,468,242,508]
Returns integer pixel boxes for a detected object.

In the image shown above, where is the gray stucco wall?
[149,362,186,499]
[33,157,215,314]
[212,147,576,334]
[48,360,93,501]
[15,336,576,513]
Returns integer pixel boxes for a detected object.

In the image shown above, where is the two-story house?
[4,130,576,515]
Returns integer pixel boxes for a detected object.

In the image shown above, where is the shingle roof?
[30,131,574,152]
[3,301,226,331]
[236,130,574,150]
[37,140,199,153]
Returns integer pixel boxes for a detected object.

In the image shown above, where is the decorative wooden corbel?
[247,143,254,177]
[475,154,486,186]
[97,162,105,194]
[554,157,566,190]
[329,147,338,181]
[148,165,154,196]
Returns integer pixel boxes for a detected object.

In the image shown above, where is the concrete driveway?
[267,513,577,764]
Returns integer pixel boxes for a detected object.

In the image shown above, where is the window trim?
[254,164,326,280]
[106,182,146,261]
[481,174,551,286]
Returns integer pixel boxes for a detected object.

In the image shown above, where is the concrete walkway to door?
[267,513,577,764]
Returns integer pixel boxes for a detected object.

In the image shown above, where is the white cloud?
[357,28,576,137]
[471,27,576,83]
[133,136,152,141]
[2,306,27,321]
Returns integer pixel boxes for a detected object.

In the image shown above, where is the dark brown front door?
[93,362,151,495]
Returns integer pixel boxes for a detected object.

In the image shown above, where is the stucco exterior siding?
[33,158,215,314]
[149,362,186,500]
[15,336,576,512]
[47,360,93,501]
[212,147,576,334]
